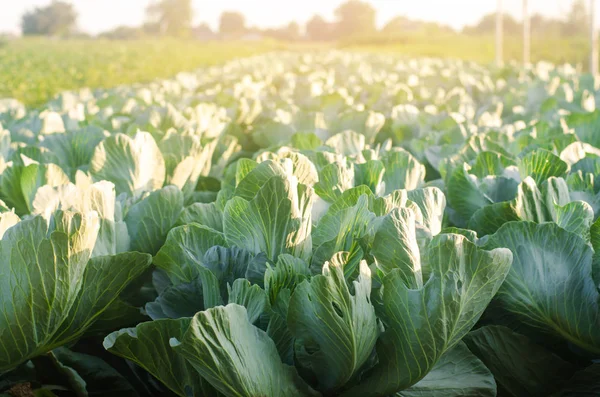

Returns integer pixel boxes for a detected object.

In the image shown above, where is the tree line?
[20,0,593,41]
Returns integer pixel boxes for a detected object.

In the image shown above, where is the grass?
[0,38,282,107]
[1,34,595,107]
[342,33,594,71]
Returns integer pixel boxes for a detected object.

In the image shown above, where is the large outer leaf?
[150,244,267,320]
[51,251,152,345]
[464,326,575,397]
[519,177,593,236]
[154,222,226,284]
[370,188,409,217]
[0,211,19,238]
[372,207,423,288]
[233,159,315,260]
[590,217,600,289]
[86,298,148,336]
[201,245,268,289]
[50,346,139,397]
[124,186,183,255]
[168,139,216,201]
[567,110,600,147]
[447,164,493,224]
[517,150,568,185]
[90,131,165,196]
[145,276,206,320]
[397,342,496,397]
[311,188,374,272]
[267,289,295,364]
[178,202,223,231]
[0,164,28,215]
[483,221,600,354]
[0,125,10,160]
[265,254,311,306]
[382,149,426,193]
[355,160,385,194]
[468,201,520,238]
[40,126,107,174]
[314,161,354,203]
[470,151,514,179]
[407,187,446,236]
[32,181,130,256]
[171,304,317,397]
[147,264,222,319]
[254,150,319,189]
[330,110,385,144]
[224,175,311,261]
[288,260,378,393]
[264,255,310,364]
[326,130,365,156]
[104,318,216,397]
[227,278,269,324]
[0,211,99,372]
[344,234,512,396]
[233,159,284,199]
[469,177,593,237]
[20,162,70,213]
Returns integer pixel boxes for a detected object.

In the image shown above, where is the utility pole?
[496,0,503,65]
[523,0,530,64]
[591,0,598,75]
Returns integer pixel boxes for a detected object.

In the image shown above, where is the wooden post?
[496,0,503,65]
[523,0,530,64]
[591,0,598,75]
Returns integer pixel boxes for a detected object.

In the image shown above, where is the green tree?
[145,0,193,37]
[21,1,78,36]
[334,0,377,38]
[562,0,588,36]
[530,13,563,37]
[306,15,333,41]
[282,22,301,41]
[219,11,246,37]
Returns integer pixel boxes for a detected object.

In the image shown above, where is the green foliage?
[334,0,377,38]
[0,39,277,106]
[2,51,600,396]
[145,0,193,37]
[21,1,78,36]
[219,12,246,37]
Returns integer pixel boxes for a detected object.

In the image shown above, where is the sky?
[0,0,594,35]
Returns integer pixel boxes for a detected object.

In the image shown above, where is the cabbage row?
[0,53,599,396]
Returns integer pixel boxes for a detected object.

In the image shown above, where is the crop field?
[1,36,596,109]
[1,51,600,396]
[345,34,595,69]
[0,39,280,107]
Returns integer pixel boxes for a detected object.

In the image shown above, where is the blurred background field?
[0,39,281,107]
[1,0,599,106]
[342,34,592,65]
